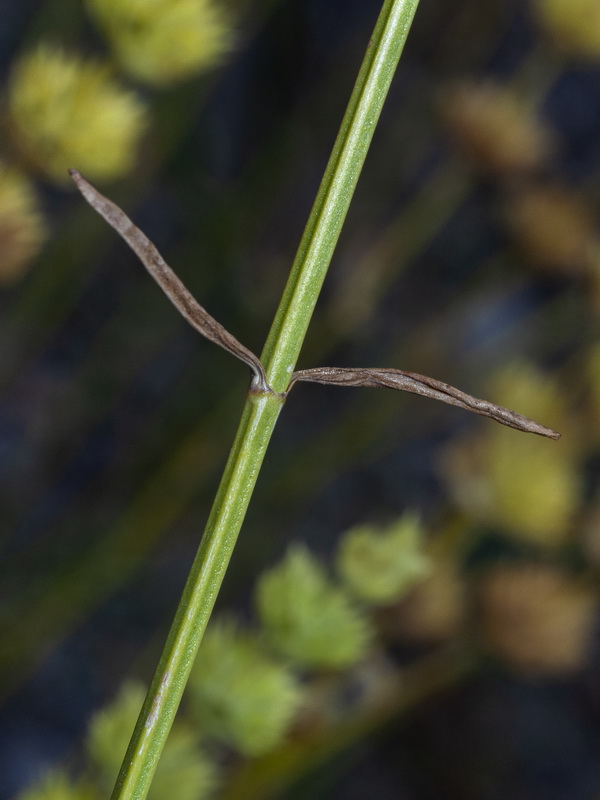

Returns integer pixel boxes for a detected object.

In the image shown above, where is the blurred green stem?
[112,1,421,798]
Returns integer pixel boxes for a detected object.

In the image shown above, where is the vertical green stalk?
[112,1,421,798]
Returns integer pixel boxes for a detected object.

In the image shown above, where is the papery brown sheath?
[70,171,560,440]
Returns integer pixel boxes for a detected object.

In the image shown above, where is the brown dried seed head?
[504,182,599,276]
[479,563,598,676]
[377,559,466,644]
[440,81,553,174]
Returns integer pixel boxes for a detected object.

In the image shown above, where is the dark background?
[1,0,600,797]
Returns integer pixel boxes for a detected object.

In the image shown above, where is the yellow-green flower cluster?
[336,513,430,605]
[0,162,46,283]
[86,682,217,800]
[439,362,580,547]
[532,0,600,60]
[188,620,303,756]
[86,0,232,87]
[256,545,372,669]
[9,46,147,184]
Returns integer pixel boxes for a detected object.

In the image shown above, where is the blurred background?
[1,0,600,797]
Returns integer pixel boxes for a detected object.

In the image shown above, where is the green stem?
[112,2,421,798]
[260,0,420,388]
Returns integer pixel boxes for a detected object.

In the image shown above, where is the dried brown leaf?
[69,170,269,392]
[291,366,560,439]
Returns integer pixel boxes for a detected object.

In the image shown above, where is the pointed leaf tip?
[71,173,270,392]
[291,366,561,439]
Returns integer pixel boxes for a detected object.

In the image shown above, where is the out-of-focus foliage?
[16,517,599,798]
[17,530,433,798]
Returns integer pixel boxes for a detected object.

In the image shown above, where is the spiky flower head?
[532,0,600,60]
[86,681,217,800]
[336,513,430,605]
[16,771,95,800]
[0,162,46,283]
[188,620,303,756]
[9,46,147,184]
[439,362,580,547]
[255,545,372,669]
[86,0,232,87]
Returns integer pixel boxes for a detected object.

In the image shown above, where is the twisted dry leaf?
[69,170,270,393]
[290,367,560,439]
